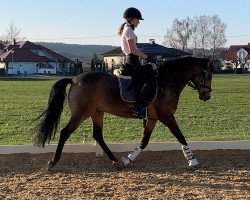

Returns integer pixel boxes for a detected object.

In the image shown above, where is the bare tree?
[164,18,192,51]
[189,19,199,55]
[194,15,211,56]
[2,22,21,42]
[165,15,227,57]
[209,15,227,58]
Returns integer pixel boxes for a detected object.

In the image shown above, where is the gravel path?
[0,150,249,199]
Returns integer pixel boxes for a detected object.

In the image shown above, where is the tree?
[92,52,99,65]
[194,15,211,56]
[2,22,22,42]
[74,58,83,75]
[164,15,227,57]
[164,18,192,51]
[209,15,227,58]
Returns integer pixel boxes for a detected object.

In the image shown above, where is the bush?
[235,68,243,74]
[0,68,6,75]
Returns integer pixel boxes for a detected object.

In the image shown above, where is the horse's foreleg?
[122,119,157,167]
[91,111,118,163]
[159,114,198,167]
[48,116,83,169]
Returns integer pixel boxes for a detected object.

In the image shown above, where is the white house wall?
[38,68,56,74]
[4,61,59,75]
[104,56,125,69]
[7,62,37,75]
[237,48,248,62]
[0,62,6,69]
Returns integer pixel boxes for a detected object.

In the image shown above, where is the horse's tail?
[34,78,72,147]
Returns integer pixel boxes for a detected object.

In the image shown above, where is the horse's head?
[190,58,214,101]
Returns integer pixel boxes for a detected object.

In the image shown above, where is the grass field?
[0,74,249,145]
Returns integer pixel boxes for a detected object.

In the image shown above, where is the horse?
[34,56,213,169]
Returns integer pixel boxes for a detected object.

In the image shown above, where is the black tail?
[34,78,72,147]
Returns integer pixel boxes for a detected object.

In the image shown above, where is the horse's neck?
[159,67,193,94]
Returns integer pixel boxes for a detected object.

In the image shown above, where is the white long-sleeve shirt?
[121,24,138,55]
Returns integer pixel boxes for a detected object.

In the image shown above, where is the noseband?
[188,70,212,95]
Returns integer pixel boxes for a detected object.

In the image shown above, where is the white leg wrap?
[122,157,131,167]
[182,145,199,167]
[122,147,142,167]
[128,147,142,161]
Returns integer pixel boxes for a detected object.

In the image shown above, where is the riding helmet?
[123,7,144,20]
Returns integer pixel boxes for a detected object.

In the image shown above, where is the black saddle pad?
[117,75,157,103]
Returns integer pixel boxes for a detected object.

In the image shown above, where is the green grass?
[0,75,249,145]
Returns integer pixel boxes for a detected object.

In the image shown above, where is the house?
[102,39,192,69]
[224,43,250,61]
[0,40,74,75]
[224,43,250,71]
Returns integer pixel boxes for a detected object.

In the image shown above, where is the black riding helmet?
[123,7,144,20]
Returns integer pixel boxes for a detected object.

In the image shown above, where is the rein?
[155,57,213,97]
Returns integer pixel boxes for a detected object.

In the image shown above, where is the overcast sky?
[1,0,250,47]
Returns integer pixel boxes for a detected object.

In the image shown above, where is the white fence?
[0,141,249,155]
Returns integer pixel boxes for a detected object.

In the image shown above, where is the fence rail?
[0,141,249,155]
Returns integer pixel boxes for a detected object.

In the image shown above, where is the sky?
[1,0,250,47]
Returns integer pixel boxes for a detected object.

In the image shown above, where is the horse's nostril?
[199,95,210,101]
[203,95,210,101]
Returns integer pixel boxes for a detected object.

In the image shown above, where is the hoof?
[47,160,56,170]
[188,158,199,167]
[122,157,131,167]
[112,160,125,170]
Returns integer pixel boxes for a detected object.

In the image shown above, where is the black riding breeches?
[121,53,157,104]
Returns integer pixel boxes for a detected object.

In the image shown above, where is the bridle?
[188,68,212,95]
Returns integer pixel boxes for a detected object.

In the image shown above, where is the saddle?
[117,75,157,103]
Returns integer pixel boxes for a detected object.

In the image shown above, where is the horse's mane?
[157,56,209,91]
[159,56,209,72]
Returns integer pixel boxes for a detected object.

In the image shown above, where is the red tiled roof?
[224,44,250,60]
[242,47,250,54]
[17,41,41,50]
[224,51,237,60]
[16,41,73,63]
[40,46,74,63]
[0,48,53,62]
[1,40,73,63]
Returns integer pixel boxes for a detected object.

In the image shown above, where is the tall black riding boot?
[131,83,151,119]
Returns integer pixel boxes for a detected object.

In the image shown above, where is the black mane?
[160,56,209,71]
[157,56,209,92]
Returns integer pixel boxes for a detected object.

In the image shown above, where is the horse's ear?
[205,55,214,71]
[209,59,216,72]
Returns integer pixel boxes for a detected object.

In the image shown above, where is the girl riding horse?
[34,56,213,169]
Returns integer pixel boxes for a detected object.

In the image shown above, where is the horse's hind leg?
[91,111,118,163]
[159,114,199,167]
[48,116,84,169]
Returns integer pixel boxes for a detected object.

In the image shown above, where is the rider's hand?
[146,57,156,64]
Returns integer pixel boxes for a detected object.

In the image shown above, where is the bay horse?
[34,56,213,169]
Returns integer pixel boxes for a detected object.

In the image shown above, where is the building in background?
[102,39,192,70]
[224,43,250,72]
[0,40,74,75]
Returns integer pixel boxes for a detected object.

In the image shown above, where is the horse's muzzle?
[199,93,211,101]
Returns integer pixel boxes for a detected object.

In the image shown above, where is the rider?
[117,7,157,119]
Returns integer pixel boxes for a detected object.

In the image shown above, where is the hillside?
[35,42,117,62]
